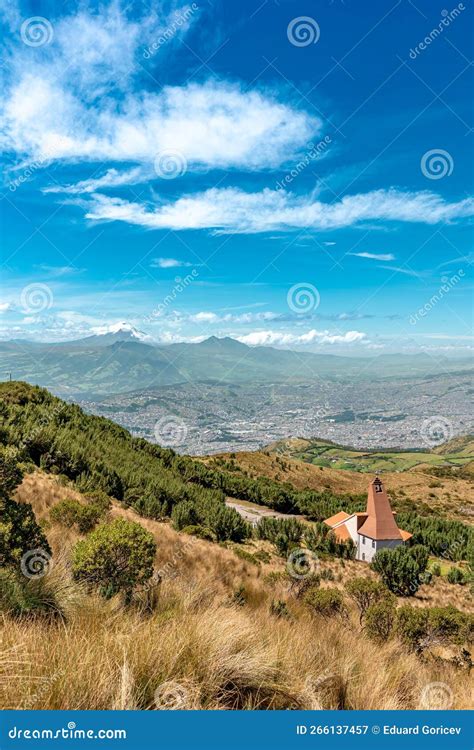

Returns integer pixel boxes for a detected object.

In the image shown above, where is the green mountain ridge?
[0,333,472,397]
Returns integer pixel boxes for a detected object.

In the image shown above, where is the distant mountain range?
[1,323,472,397]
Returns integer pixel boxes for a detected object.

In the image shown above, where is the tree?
[72,518,156,603]
[371,545,429,596]
[345,577,391,624]
[0,448,51,569]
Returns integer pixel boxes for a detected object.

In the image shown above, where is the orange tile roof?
[358,477,402,541]
[323,511,350,527]
[400,529,413,541]
[331,524,351,542]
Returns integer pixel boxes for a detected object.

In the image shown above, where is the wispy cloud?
[43,167,147,194]
[350,252,395,261]
[151,257,196,268]
[82,188,474,234]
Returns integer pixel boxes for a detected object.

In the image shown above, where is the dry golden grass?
[2,472,472,711]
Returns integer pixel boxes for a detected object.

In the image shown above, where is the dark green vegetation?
[0,382,369,537]
[371,545,430,596]
[274,435,474,473]
[255,517,355,559]
[0,448,50,568]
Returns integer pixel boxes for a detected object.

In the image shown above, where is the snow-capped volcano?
[68,322,156,347]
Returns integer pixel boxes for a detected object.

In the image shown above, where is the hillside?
[1,469,471,710]
[267,436,474,473]
[1,382,473,710]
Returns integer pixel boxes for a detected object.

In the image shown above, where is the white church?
[323,476,412,562]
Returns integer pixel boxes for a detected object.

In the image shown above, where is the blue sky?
[0,0,473,353]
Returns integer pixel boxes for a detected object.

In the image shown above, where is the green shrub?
[50,498,103,534]
[171,501,198,531]
[427,606,472,645]
[371,545,429,596]
[0,569,63,619]
[232,585,246,606]
[345,577,391,624]
[364,599,396,642]
[231,546,260,565]
[304,587,345,617]
[84,490,111,513]
[396,606,429,650]
[396,604,473,650]
[447,567,466,585]
[180,525,215,541]
[270,599,290,618]
[0,448,51,569]
[431,563,441,576]
[321,569,335,581]
[72,518,156,604]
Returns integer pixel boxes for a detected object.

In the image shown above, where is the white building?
[323,477,412,562]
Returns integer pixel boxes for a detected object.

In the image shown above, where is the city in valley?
[78,372,473,455]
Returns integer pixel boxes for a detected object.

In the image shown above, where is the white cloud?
[43,167,147,194]
[0,5,320,173]
[151,257,195,268]
[0,302,11,312]
[350,252,395,261]
[236,329,368,347]
[83,187,474,234]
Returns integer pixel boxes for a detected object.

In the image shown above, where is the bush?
[345,577,391,624]
[371,545,429,596]
[396,604,473,651]
[50,499,103,533]
[447,567,466,585]
[365,599,396,642]
[428,606,472,645]
[304,587,346,617]
[180,525,215,541]
[270,599,290,618]
[72,518,156,603]
[0,448,51,569]
[431,563,441,577]
[396,606,429,650]
[0,569,63,619]
[171,501,198,531]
